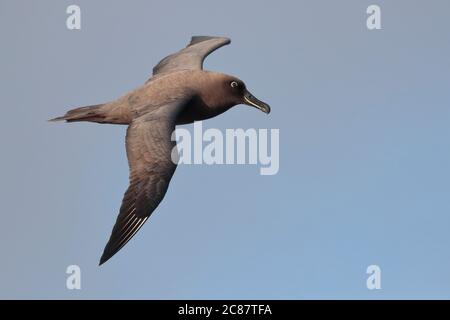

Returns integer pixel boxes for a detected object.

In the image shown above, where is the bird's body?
[95,70,238,125]
[51,36,270,265]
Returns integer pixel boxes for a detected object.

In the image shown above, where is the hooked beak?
[243,90,271,114]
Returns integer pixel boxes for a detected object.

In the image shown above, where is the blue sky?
[1,0,450,299]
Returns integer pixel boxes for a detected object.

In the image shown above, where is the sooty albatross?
[51,36,271,265]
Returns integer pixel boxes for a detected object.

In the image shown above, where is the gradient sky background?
[1,0,450,299]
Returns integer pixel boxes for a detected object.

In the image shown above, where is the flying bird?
[51,36,270,265]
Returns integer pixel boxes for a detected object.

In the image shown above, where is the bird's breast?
[175,95,230,125]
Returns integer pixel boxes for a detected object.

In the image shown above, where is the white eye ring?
[230,81,239,88]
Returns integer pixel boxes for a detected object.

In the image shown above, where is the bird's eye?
[230,81,239,88]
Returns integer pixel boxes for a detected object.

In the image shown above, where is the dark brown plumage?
[50,36,270,265]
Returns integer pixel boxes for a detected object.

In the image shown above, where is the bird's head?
[220,75,271,114]
[201,73,270,115]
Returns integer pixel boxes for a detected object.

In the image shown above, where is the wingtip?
[189,36,230,46]
[99,246,121,266]
[98,255,108,266]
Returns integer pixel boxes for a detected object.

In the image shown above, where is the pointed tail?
[49,104,107,123]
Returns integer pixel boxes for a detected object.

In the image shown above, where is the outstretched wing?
[99,100,187,265]
[151,36,231,76]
